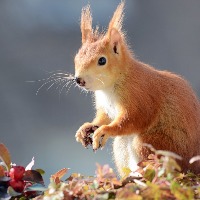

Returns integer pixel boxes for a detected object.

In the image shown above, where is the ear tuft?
[108,1,125,35]
[81,5,93,43]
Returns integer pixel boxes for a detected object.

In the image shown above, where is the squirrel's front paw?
[75,123,99,147]
[93,125,109,150]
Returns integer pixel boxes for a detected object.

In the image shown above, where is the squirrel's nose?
[75,77,81,84]
[75,77,86,87]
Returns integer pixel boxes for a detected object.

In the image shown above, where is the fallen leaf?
[0,143,11,170]
[23,170,44,184]
[189,155,200,164]
[35,168,45,175]
[144,169,155,182]
[7,186,21,197]
[156,150,182,160]
[122,167,132,178]
[51,168,68,183]
[0,165,5,177]
[25,157,35,170]
[24,183,47,192]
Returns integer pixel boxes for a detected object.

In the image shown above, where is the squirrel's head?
[74,2,130,91]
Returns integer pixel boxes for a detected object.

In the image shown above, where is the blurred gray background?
[1,0,200,184]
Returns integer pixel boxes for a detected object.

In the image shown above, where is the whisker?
[47,72,75,80]
[28,69,75,96]
[46,71,73,77]
[55,81,63,90]
[59,81,71,95]
[26,78,52,83]
[95,77,105,86]
[47,82,55,91]
[36,78,68,95]
[40,69,67,74]
[65,81,74,95]
[46,74,69,82]
[42,72,74,82]
[57,79,68,94]
[56,79,71,93]
[27,75,66,84]
[36,79,57,95]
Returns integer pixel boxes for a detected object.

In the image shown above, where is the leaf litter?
[1,143,200,200]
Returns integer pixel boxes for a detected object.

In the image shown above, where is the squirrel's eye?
[98,57,106,66]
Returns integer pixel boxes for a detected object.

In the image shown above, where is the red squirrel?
[74,2,200,177]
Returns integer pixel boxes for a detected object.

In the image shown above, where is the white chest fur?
[96,90,139,174]
[95,89,118,120]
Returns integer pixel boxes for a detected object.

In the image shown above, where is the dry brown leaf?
[0,143,11,170]
[51,168,68,183]
[0,165,5,177]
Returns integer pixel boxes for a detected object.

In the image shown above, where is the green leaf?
[24,183,47,192]
[0,144,11,171]
[7,186,21,197]
[157,167,165,177]
[167,173,174,181]
[170,181,194,200]
[170,181,179,192]
[144,169,155,182]
[91,179,99,189]
[122,167,132,178]
[95,193,109,200]
[35,168,45,175]
[146,182,161,200]
[19,197,27,200]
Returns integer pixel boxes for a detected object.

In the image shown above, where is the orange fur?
[74,2,200,176]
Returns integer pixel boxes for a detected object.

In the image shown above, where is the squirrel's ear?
[81,5,93,43]
[109,28,122,54]
[107,2,124,54]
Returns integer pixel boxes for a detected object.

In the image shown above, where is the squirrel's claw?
[75,123,99,148]
[92,126,109,150]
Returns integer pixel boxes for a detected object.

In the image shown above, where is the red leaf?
[23,170,44,184]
